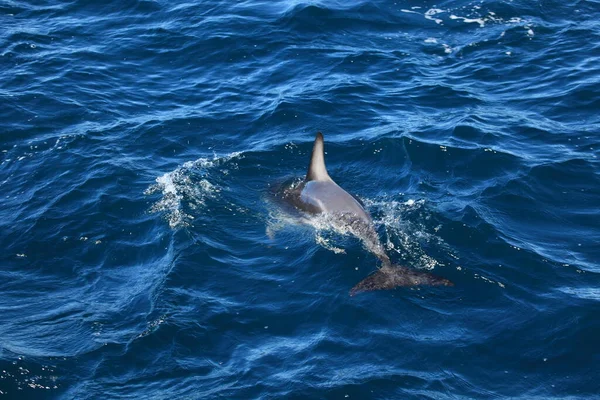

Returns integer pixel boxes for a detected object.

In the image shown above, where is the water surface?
[1,0,599,398]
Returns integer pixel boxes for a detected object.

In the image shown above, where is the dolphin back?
[286,132,454,296]
[350,265,453,296]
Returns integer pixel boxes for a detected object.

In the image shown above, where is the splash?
[145,152,242,229]
[404,4,534,55]
[266,205,352,254]
[268,192,452,270]
[424,8,445,24]
[449,14,486,28]
[363,198,451,271]
[412,6,532,29]
[315,233,346,255]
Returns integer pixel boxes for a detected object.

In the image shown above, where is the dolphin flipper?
[350,265,453,296]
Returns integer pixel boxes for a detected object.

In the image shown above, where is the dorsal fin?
[306,132,331,181]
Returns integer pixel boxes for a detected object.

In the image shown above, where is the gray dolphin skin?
[278,132,453,295]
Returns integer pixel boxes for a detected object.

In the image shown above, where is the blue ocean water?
[1,0,599,398]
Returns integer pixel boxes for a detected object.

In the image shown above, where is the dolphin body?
[277,132,453,295]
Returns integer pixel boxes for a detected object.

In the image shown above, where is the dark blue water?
[1,0,599,398]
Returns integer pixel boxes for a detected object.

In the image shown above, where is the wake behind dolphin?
[273,132,453,295]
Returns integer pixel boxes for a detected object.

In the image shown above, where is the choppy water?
[1,0,599,398]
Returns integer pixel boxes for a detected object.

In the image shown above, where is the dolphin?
[276,132,453,295]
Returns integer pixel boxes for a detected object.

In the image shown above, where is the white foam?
[145,152,242,229]
[526,27,534,37]
[424,8,445,24]
[363,198,452,271]
[156,173,177,195]
[450,14,486,27]
[304,213,356,238]
[315,233,346,254]
[414,6,531,33]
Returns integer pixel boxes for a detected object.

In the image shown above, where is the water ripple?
[2,0,600,398]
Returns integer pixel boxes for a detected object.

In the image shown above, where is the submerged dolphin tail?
[350,265,453,296]
[306,132,331,182]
